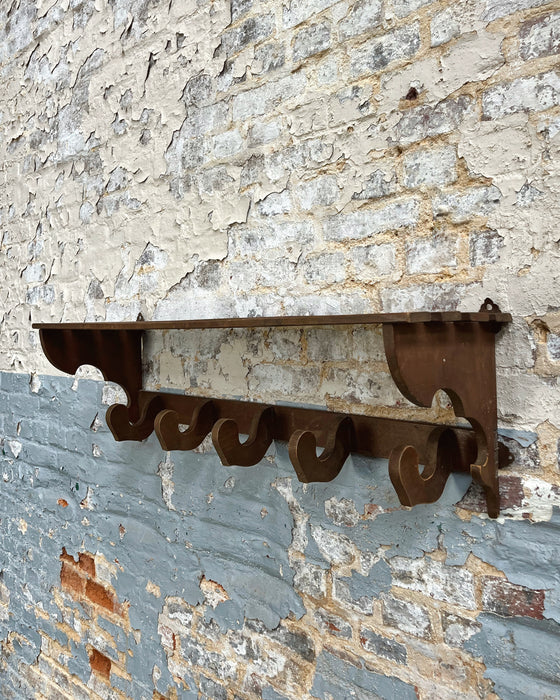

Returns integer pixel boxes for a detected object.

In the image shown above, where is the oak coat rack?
[33,300,511,517]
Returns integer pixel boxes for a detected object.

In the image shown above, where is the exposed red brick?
[60,547,75,564]
[481,577,545,619]
[456,474,524,513]
[89,648,111,680]
[78,552,96,578]
[57,498,68,507]
[85,579,115,613]
[60,562,85,596]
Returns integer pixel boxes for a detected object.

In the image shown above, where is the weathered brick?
[89,648,111,680]
[481,577,545,619]
[520,11,560,60]
[256,190,293,216]
[441,611,481,648]
[350,243,397,279]
[338,0,382,40]
[469,229,504,267]
[283,0,339,29]
[406,234,457,274]
[484,0,553,23]
[233,72,307,120]
[293,21,331,61]
[353,168,397,201]
[220,14,275,56]
[389,556,477,609]
[324,198,419,241]
[254,41,286,73]
[403,145,457,189]
[293,561,327,598]
[396,96,475,144]
[360,628,407,664]
[547,333,560,360]
[314,609,352,639]
[85,580,115,613]
[296,175,338,210]
[60,563,85,597]
[231,0,253,23]
[433,186,501,223]
[483,71,560,120]
[393,0,436,17]
[199,673,228,700]
[381,594,433,639]
[350,22,421,78]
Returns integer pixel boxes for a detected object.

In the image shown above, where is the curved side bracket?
[389,427,460,507]
[289,416,354,483]
[383,315,501,517]
[155,400,217,451]
[212,406,275,467]
[39,328,143,423]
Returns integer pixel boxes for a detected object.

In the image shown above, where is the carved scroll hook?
[106,394,164,442]
[212,406,275,467]
[155,400,217,451]
[289,416,354,483]
[389,427,460,507]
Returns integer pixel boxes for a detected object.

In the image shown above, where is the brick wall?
[1,0,560,698]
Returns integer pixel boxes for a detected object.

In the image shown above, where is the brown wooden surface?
[32,310,511,331]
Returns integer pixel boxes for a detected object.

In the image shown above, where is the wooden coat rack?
[33,299,511,517]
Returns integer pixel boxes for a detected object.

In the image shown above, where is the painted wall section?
[0,0,559,698]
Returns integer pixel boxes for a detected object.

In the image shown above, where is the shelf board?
[32,310,512,331]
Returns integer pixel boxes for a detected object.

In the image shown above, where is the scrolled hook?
[289,416,354,483]
[106,394,164,442]
[155,400,217,451]
[389,426,460,507]
[212,406,275,467]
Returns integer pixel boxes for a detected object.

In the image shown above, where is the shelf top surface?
[33,310,512,330]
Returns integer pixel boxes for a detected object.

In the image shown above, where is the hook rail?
[33,302,511,516]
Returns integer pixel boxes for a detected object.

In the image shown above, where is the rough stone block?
[403,145,457,189]
[350,22,420,78]
[293,21,331,61]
